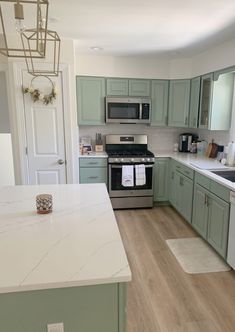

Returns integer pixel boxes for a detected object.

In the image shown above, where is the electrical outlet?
[47,322,64,332]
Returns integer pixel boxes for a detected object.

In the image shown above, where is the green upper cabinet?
[106,78,150,97]
[76,76,106,125]
[199,72,234,130]
[150,80,169,126]
[198,73,213,129]
[168,79,190,127]
[106,78,128,96]
[128,79,150,96]
[189,76,201,128]
[154,158,169,202]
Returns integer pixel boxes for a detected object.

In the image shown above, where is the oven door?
[109,164,153,197]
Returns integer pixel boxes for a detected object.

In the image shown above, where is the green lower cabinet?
[168,160,177,207]
[154,158,169,202]
[169,160,193,223]
[207,192,230,258]
[79,158,107,185]
[0,283,127,332]
[192,184,209,238]
[80,167,107,184]
[179,174,193,223]
[192,182,230,259]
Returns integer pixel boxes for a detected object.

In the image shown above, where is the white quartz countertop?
[79,152,108,158]
[153,150,235,191]
[0,184,131,294]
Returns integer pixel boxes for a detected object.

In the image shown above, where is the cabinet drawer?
[195,172,211,190]
[210,180,230,203]
[174,161,194,179]
[80,158,107,168]
[80,168,107,184]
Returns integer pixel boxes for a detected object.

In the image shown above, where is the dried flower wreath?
[23,76,58,105]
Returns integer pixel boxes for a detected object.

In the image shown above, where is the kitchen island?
[0,184,131,332]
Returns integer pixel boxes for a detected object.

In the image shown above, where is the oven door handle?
[110,164,153,169]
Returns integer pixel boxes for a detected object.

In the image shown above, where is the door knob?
[58,159,64,165]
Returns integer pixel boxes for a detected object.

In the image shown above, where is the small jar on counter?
[190,142,197,153]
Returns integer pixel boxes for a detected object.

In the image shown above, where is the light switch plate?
[47,323,64,332]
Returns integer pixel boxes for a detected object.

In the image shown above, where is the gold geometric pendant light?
[21,28,60,76]
[0,0,48,58]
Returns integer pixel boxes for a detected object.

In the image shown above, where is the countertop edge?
[154,150,235,191]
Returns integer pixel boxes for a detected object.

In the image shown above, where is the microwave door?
[107,102,140,123]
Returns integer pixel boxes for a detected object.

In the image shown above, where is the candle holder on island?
[36,194,53,214]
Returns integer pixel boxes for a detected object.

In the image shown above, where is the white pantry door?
[22,72,67,185]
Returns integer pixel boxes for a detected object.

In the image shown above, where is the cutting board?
[190,160,229,170]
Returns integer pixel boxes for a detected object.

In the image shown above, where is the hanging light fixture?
[0,0,49,58]
[21,26,60,76]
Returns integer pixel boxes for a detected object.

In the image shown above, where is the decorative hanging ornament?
[0,0,49,58]
[23,75,58,105]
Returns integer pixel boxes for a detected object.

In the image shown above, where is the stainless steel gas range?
[106,134,155,209]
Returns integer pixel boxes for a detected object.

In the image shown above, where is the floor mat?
[166,237,231,274]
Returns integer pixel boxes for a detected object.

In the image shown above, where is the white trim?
[7,61,78,185]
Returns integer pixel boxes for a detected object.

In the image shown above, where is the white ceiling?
[7,0,235,57]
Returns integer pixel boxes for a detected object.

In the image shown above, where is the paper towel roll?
[227,142,235,166]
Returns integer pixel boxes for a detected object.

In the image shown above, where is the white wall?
[79,125,186,152]
[76,54,171,78]
[191,38,235,77]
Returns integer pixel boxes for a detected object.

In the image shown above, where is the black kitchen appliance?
[179,133,194,152]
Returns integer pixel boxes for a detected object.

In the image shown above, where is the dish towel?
[122,165,134,187]
[135,164,146,186]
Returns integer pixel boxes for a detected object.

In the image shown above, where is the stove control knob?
[131,158,135,162]
[141,158,145,162]
[121,158,124,162]
[147,158,150,162]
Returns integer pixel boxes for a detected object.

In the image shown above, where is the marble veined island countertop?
[0,184,131,294]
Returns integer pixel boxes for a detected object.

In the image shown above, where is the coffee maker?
[179,133,193,152]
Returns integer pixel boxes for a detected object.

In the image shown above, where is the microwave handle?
[139,103,142,120]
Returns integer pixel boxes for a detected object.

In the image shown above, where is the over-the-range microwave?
[105,97,151,124]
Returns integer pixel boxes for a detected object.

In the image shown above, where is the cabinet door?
[154,158,169,202]
[207,193,230,258]
[80,167,107,185]
[189,77,200,128]
[180,175,193,223]
[198,73,213,129]
[168,161,177,207]
[106,78,128,96]
[76,76,106,125]
[151,80,169,126]
[128,79,150,96]
[192,184,209,239]
[168,80,190,127]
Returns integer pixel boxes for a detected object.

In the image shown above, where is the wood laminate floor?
[115,206,235,332]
